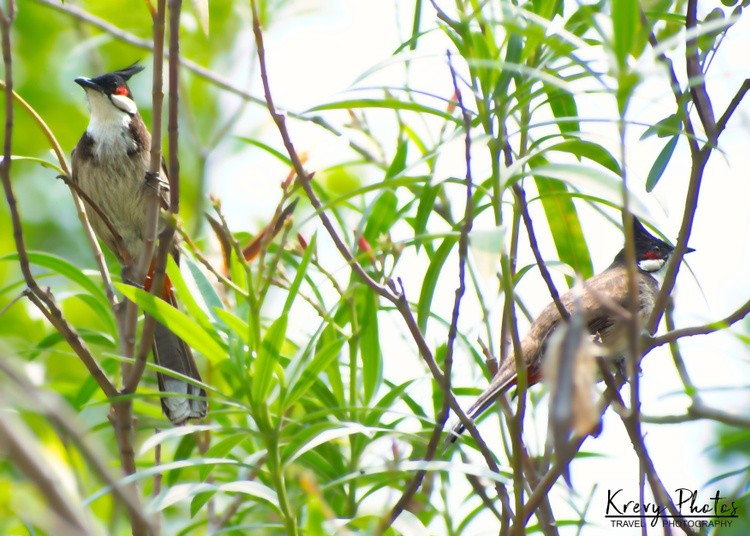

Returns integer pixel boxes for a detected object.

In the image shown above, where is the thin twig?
[648,298,750,351]
[685,0,716,139]
[381,51,477,532]
[713,78,750,140]
[512,183,568,321]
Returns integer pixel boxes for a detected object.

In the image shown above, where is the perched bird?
[449,217,693,441]
[72,63,206,424]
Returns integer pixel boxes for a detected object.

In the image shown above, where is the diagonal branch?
[647,298,750,350]
[249,0,506,482]
[685,0,716,139]
[512,183,568,321]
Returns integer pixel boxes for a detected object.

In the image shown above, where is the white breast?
[85,91,137,157]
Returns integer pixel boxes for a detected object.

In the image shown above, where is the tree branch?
[648,298,750,350]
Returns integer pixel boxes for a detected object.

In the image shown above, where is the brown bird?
[72,63,206,424]
[449,217,693,441]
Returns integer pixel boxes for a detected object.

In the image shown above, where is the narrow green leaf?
[1,252,115,333]
[612,0,640,68]
[308,99,458,123]
[1,252,108,307]
[385,139,408,181]
[417,235,459,332]
[252,316,288,404]
[640,114,681,140]
[412,184,440,251]
[190,0,209,36]
[116,284,226,364]
[283,422,372,465]
[363,189,398,243]
[549,140,621,174]
[646,135,679,192]
[283,234,317,316]
[166,256,212,331]
[543,83,579,136]
[358,288,382,403]
[184,254,230,315]
[534,176,593,279]
[236,137,291,166]
[213,308,251,346]
[285,338,344,409]
[10,155,64,174]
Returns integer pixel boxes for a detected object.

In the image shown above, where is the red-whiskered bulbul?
[449,217,694,441]
[72,63,207,424]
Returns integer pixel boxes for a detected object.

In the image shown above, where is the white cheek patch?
[84,90,136,155]
[638,258,666,273]
[110,94,138,115]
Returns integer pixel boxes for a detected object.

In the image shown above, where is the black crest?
[112,62,145,81]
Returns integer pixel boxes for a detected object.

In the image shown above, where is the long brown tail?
[445,355,544,445]
[446,365,518,444]
[146,270,207,425]
[153,290,207,424]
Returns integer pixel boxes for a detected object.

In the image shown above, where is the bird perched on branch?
[448,217,693,442]
[72,63,205,424]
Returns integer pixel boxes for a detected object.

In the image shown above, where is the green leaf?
[213,308,251,346]
[543,84,579,136]
[363,189,398,244]
[385,139,408,181]
[357,287,382,403]
[534,176,593,279]
[412,184,440,251]
[283,233,316,316]
[116,284,226,364]
[236,137,291,166]
[612,0,640,69]
[0,252,114,333]
[283,422,373,465]
[494,33,523,99]
[166,256,212,332]
[10,155,64,174]
[549,140,621,174]
[646,135,679,192]
[307,98,458,123]
[184,254,232,315]
[252,316,288,404]
[417,234,459,332]
[285,338,344,409]
[640,114,681,140]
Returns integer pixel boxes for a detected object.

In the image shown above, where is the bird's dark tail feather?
[152,290,207,425]
[445,370,518,446]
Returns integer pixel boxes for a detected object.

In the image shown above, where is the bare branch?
[685,0,716,138]
[382,50,481,532]
[512,184,568,321]
[715,79,750,138]
[642,13,700,155]
[643,403,750,428]
[648,298,750,350]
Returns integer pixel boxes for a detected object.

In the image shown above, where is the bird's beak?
[684,247,696,254]
[74,77,103,92]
